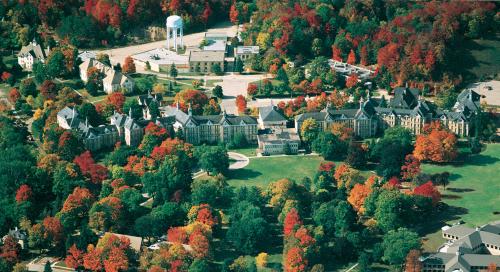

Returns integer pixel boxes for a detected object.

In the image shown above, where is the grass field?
[228,147,258,157]
[421,143,500,251]
[226,155,325,188]
[449,34,500,82]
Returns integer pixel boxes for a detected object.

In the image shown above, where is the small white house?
[17,40,49,71]
[103,69,134,94]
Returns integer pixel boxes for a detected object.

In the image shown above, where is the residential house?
[17,40,49,71]
[102,69,134,94]
[138,91,163,119]
[79,58,110,82]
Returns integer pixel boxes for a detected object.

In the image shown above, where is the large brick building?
[295,88,479,138]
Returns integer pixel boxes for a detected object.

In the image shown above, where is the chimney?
[176,101,180,110]
[72,107,76,118]
[359,97,364,109]
[188,103,192,116]
[405,82,409,88]
[129,107,132,118]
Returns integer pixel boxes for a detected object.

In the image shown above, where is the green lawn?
[228,146,258,157]
[421,143,500,251]
[226,155,325,188]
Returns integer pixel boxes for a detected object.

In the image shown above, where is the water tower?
[166,15,183,51]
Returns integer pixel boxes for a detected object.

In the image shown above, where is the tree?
[487,263,497,272]
[7,88,21,104]
[276,67,289,85]
[413,122,457,163]
[375,190,412,232]
[401,154,421,182]
[346,142,367,169]
[346,73,359,88]
[382,228,421,265]
[189,259,210,272]
[405,249,422,272]
[256,253,268,268]
[413,181,441,206]
[211,63,222,75]
[169,64,178,79]
[284,247,307,272]
[283,208,302,236]
[347,49,356,64]
[227,202,269,254]
[235,95,247,114]
[106,92,126,112]
[174,89,209,115]
[348,176,376,214]
[0,235,21,264]
[212,85,223,98]
[312,132,347,161]
[40,80,58,100]
[44,261,52,272]
[300,118,319,150]
[247,84,258,97]
[229,3,239,25]
[122,56,136,74]
[20,78,37,97]
[65,244,84,269]
[195,145,229,175]
[234,57,244,73]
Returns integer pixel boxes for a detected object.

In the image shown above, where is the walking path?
[228,152,250,169]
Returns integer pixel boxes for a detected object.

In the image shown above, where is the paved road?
[95,22,238,71]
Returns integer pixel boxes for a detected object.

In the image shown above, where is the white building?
[132,48,189,73]
[17,40,49,71]
[234,46,259,60]
[78,57,134,94]
[257,128,300,155]
[103,69,134,94]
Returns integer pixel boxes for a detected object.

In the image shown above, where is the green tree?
[375,190,412,232]
[195,145,229,175]
[46,50,66,78]
[312,132,347,160]
[334,200,356,236]
[32,62,48,84]
[227,202,269,254]
[189,259,211,272]
[276,67,289,85]
[19,78,37,97]
[78,103,102,126]
[169,63,178,79]
[234,57,244,73]
[211,63,223,75]
[382,228,420,265]
[44,261,52,272]
[212,85,223,98]
[123,99,142,119]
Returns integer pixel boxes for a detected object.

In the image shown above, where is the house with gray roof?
[17,40,50,71]
[258,105,288,129]
[102,69,135,94]
[421,222,500,272]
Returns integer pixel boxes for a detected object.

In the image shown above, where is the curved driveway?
[228,152,249,170]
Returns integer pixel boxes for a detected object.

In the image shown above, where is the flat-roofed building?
[188,50,225,73]
[234,46,259,60]
[132,48,189,73]
[257,128,300,155]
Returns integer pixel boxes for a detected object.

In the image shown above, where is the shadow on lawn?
[227,168,262,180]
[417,204,469,236]
[465,154,499,166]
[446,187,475,193]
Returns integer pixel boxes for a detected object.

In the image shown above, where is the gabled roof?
[390,87,419,109]
[103,70,132,86]
[138,92,163,107]
[18,41,48,60]
[259,105,287,122]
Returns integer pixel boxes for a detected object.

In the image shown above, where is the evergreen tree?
[234,57,244,73]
